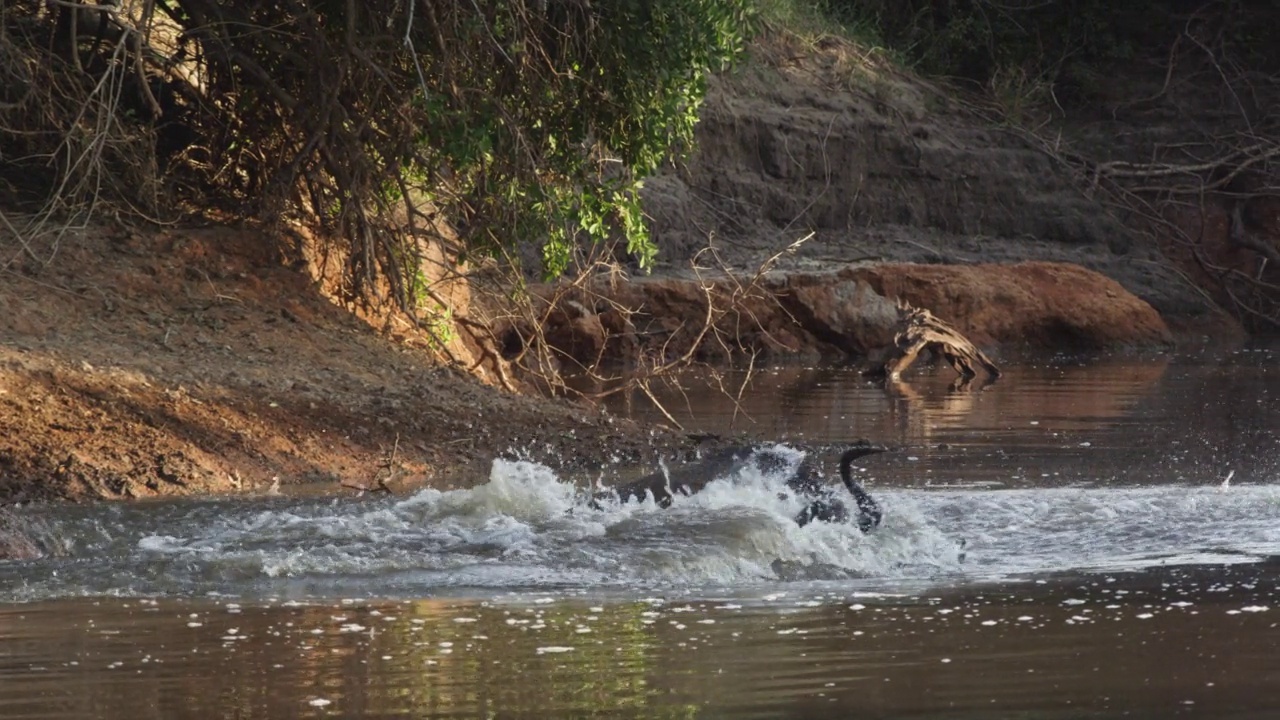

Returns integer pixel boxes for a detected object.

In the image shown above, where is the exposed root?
[478,234,814,428]
[877,304,1001,381]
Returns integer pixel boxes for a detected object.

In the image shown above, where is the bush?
[2,0,753,303]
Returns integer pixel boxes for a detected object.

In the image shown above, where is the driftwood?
[881,306,1001,381]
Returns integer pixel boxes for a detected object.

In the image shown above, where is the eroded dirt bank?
[0,222,1200,509]
[639,36,1253,343]
[532,37,1254,370]
[0,226,698,504]
[0,34,1269,511]
[535,261,1176,370]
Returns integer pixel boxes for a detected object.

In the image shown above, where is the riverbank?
[0,28,1269,504]
[0,224,707,503]
[0,220,1226,504]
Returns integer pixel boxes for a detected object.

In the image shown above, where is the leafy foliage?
[186,0,750,294]
[2,0,751,305]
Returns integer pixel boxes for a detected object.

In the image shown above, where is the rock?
[776,275,904,354]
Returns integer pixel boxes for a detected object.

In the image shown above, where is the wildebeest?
[596,442,887,531]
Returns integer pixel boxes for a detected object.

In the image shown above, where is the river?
[1,349,1277,718]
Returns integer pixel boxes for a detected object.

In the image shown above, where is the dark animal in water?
[597,443,887,532]
[787,446,885,532]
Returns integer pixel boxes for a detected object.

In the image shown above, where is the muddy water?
[1,350,1278,719]
[607,351,1278,488]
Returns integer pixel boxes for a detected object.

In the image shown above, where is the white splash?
[11,451,1280,601]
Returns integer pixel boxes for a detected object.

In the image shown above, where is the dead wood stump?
[881,305,1001,381]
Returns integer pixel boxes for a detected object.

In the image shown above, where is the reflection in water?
[608,355,1278,487]
[3,564,1279,720]
[887,358,1171,435]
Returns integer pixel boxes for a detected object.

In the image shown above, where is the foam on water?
[912,483,1280,575]
[3,451,1280,601]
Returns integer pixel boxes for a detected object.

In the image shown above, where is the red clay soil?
[852,262,1174,349]
[536,261,1179,369]
[0,224,695,504]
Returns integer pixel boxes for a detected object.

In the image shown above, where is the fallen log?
[880,305,1001,381]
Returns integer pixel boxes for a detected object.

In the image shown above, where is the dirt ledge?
[0,225,704,505]
[640,33,1257,345]
[535,261,1182,370]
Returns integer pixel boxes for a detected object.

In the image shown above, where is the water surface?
[606,352,1277,487]
[1,351,1277,718]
